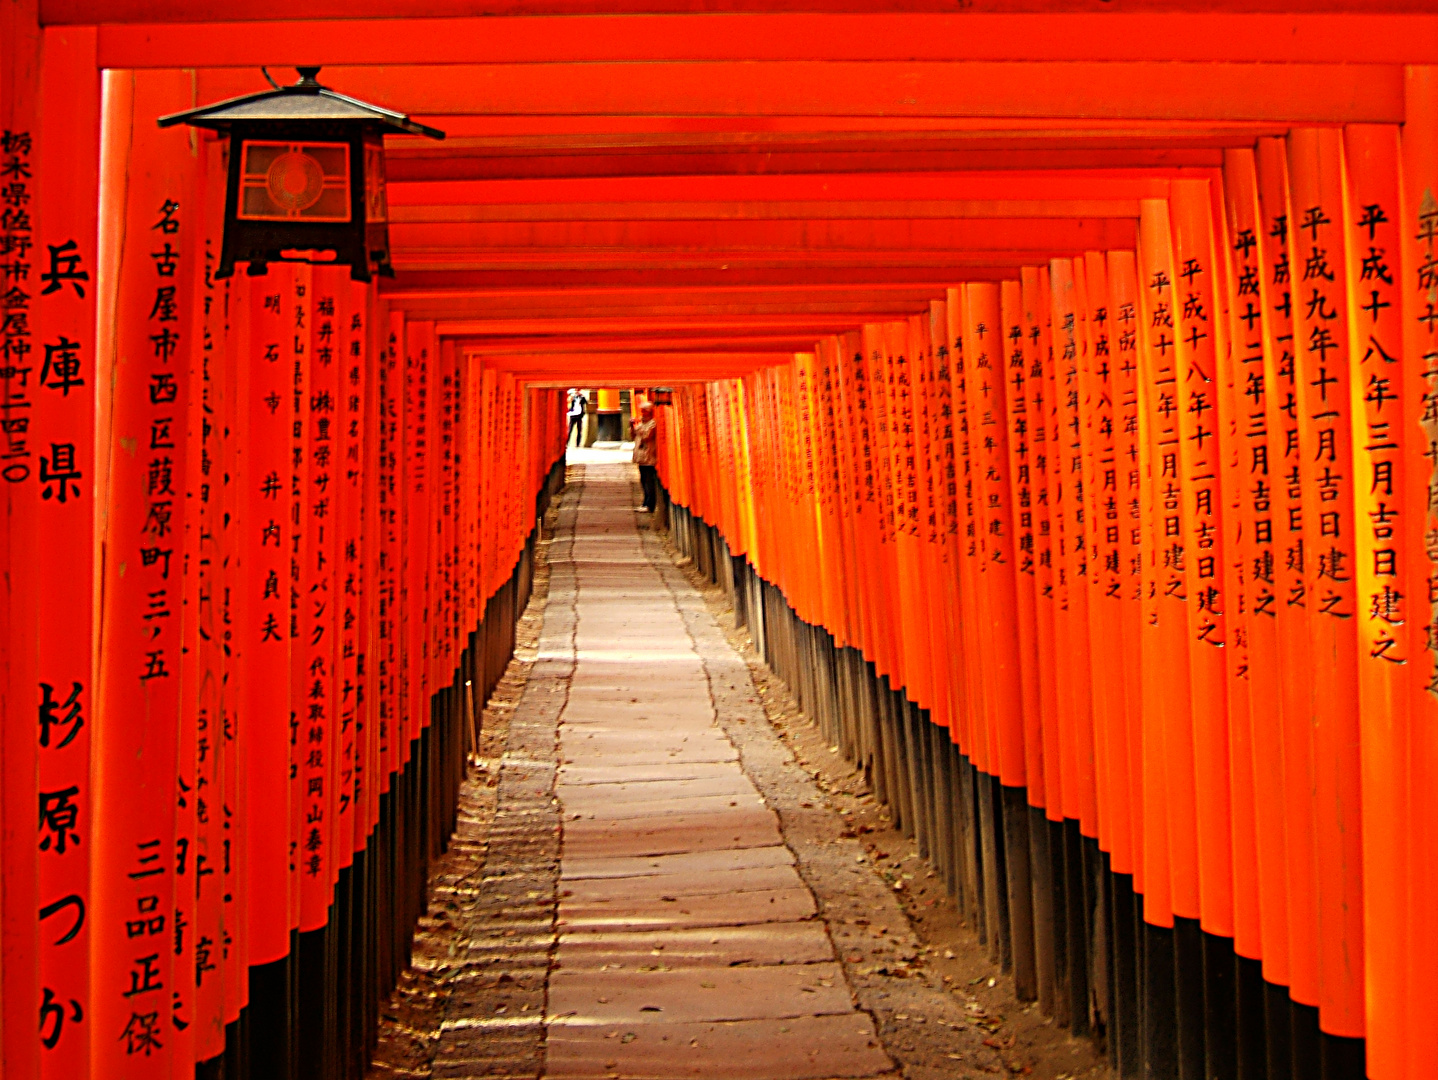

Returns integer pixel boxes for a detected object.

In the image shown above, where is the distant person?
[631,402,659,512]
[567,390,588,447]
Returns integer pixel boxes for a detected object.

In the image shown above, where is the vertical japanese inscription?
[33,45,101,1067]
[93,73,201,1075]
[1,129,35,483]
[301,277,336,916]
[1286,127,1364,1035]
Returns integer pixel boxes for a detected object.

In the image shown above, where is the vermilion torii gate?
[1,5,1436,1080]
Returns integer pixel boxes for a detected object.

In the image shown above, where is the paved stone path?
[545,462,892,1080]
[380,457,992,1080]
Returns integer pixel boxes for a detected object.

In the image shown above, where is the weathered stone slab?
[548,961,853,1025]
[561,792,767,823]
[556,775,759,809]
[561,860,800,901]
[545,1013,893,1080]
[561,809,782,859]
[559,762,743,786]
[558,886,815,931]
[561,845,795,881]
[554,921,835,970]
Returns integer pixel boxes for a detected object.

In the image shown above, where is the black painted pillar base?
[223,1010,248,1080]
[1319,1032,1365,1080]
[1235,954,1268,1080]
[247,931,299,1080]
[1110,870,1141,1078]
[1292,1000,1322,1080]
[1141,916,1178,1080]
[1174,916,1207,1080]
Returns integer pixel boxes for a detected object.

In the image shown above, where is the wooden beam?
[388,217,1138,252]
[386,147,1227,183]
[383,115,1289,140]
[92,14,1438,66]
[475,352,778,380]
[391,199,1143,223]
[395,297,942,320]
[381,281,989,305]
[386,171,1178,206]
[190,61,1402,123]
[460,333,831,353]
[382,266,1064,286]
[436,315,874,336]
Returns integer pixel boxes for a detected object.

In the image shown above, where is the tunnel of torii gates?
[4,3,1438,1080]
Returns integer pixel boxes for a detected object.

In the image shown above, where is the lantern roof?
[158,66,445,140]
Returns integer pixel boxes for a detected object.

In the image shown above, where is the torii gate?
[1,6,1435,1080]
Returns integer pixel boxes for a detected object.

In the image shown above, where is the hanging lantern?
[159,66,444,281]
[651,387,674,406]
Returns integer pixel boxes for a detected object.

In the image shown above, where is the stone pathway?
[545,461,892,1080]
[374,456,1008,1080]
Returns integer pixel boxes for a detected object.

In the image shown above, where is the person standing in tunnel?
[631,401,659,512]
[567,389,588,447]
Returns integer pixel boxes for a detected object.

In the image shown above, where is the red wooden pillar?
[1081,252,1133,869]
[863,324,900,691]
[1402,65,1438,1080]
[1022,267,1062,825]
[185,160,230,1063]
[929,310,966,751]
[240,258,296,996]
[1220,149,1276,972]
[361,291,384,848]
[337,279,370,883]
[1170,180,1235,940]
[1107,251,1144,884]
[31,24,98,1077]
[1286,128,1364,1040]
[916,313,951,733]
[0,9,42,1079]
[221,272,251,1054]
[92,69,200,1078]
[947,292,986,768]
[891,323,930,709]
[1253,134,1307,1000]
[1341,122,1407,1075]
[1136,198,1187,932]
[402,319,427,765]
[965,283,1025,787]
[300,267,342,921]
[286,263,312,940]
[844,334,883,684]
[1048,259,1091,828]
[169,135,224,1075]
[379,311,404,791]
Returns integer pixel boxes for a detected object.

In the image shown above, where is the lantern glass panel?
[237,140,352,223]
[364,138,388,225]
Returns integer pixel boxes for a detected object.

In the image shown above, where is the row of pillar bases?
[661,483,1368,1080]
[200,459,561,1080]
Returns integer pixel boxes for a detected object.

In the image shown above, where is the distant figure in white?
[567,389,588,447]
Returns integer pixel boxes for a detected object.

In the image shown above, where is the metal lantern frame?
[159,66,444,282]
